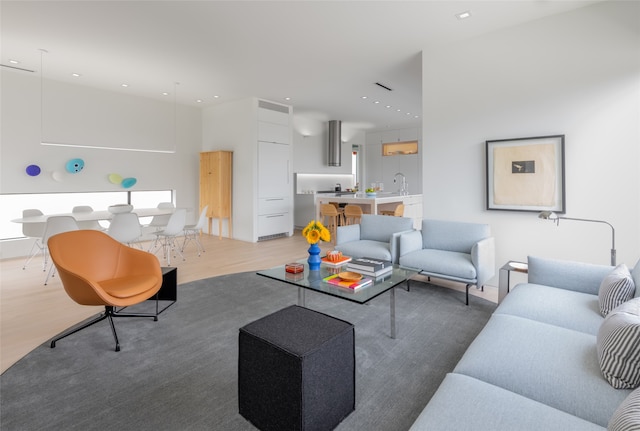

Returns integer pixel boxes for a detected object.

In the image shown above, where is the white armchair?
[399,219,495,305]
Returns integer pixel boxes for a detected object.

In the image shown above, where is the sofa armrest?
[336,224,361,245]
[471,237,495,288]
[527,255,612,295]
[399,230,423,257]
[390,229,415,264]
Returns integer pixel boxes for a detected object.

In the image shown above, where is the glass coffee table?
[257,260,418,339]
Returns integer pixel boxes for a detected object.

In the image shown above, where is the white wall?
[422,1,640,283]
[0,71,202,257]
[292,115,363,175]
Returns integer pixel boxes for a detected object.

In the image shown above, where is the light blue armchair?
[399,219,495,305]
[335,214,414,264]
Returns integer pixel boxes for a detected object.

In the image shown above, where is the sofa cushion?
[409,373,606,431]
[453,314,631,427]
[421,219,490,253]
[334,240,391,262]
[597,298,640,389]
[359,214,413,243]
[599,264,635,317]
[528,256,612,295]
[496,283,603,335]
[608,386,640,431]
[399,249,476,282]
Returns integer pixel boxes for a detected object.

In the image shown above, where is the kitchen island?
[315,193,422,229]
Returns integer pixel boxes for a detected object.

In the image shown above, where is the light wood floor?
[0,232,497,374]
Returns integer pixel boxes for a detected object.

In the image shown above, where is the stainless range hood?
[328,120,341,167]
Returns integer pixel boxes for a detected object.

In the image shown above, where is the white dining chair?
[42,216,79,285]
[107,212,143,248]
[182,205,208,256]
[72,205,106,231]
[145,202,175,232]
[150,209,186,266]
[21,209,47,271]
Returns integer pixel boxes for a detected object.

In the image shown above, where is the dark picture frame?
[486,135,565,213]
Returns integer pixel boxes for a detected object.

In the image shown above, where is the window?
[1,190,173,240]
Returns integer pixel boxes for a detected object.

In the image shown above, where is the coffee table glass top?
[257,259,418,304]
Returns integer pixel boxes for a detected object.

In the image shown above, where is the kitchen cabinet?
[258,141,291,238]
[200,151,232,239]
[365,127,421,195]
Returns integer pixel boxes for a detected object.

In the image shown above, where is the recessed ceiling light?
[213,95,219,99]
[386,105,392,109]
[9,59,19,64]
[284,97,291,101]
[396,109,401,112]
[71,73,81,77]
[121,83,129,87]
[456,10,471,20]
[374,101,380,104]
[162,92,170,96]
[196,99,203,103]
[361,96,368,100]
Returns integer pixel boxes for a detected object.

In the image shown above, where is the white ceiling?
[1,1,600,133]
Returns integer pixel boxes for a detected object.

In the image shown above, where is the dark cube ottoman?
[238,305,355,431]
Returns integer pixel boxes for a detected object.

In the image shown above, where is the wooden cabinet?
[200,151,232,239]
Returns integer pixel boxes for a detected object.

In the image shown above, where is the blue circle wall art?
[121,177,137,188]
[65,158,85,173]
[26,165,41,176]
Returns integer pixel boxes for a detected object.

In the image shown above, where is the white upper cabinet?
[258,121,289,144]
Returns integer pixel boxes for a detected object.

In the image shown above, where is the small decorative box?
[285,263,304,274]
[285,272,305,281]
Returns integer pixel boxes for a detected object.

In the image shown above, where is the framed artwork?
[486,135,565,213]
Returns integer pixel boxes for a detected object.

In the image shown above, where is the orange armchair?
[48,230,163,351]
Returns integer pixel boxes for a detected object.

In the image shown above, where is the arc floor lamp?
[538,211,616,266]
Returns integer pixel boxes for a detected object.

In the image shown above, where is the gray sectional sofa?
[410,256,640,430]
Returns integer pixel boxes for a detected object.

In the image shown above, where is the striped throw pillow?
[608,387,640,431]
[599,264,635,317]
[597,298,640,389]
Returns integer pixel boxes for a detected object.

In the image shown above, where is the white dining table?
[11,207,176,224]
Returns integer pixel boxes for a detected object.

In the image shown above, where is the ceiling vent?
[328,120,341,167]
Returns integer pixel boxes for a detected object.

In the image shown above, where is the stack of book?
[346,257,393,278]
[322,274,372,290]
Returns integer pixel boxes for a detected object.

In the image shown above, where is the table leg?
[390,287,396,339]
[498,267,510,304]
[298,287,306,307]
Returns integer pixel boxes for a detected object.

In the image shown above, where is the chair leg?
[50,307,111,349]
[465,283,470,306]
[106,311,121,352]
[22,239,44,270]
[44,264,56,285]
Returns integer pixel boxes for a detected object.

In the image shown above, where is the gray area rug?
[1,272,495,431]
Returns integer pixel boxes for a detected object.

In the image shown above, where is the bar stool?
[320,204,340,244]
[380,203,405,217]
[343,205,363,225]
[329,201,345,225]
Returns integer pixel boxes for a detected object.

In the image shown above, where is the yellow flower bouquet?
[302,220,331,244]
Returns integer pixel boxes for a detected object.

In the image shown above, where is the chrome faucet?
[393,173,408,195]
